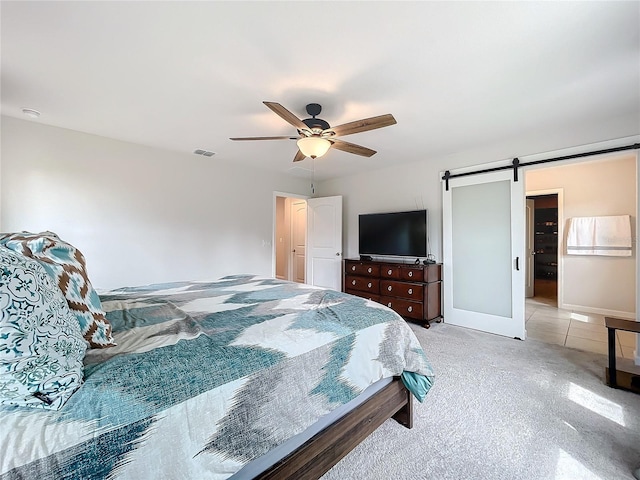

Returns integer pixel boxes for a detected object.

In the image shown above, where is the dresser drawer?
[380,265,401,279]
[380,296,423,320]
[380,280,423,300]
[343,259,442,327]
[345,261,380,277]
[345,275,380,293]
[401,266,424,281]
[345,289,381,304]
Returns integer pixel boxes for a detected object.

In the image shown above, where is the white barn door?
[443,170,525,339]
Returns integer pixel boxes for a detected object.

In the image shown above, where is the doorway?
[274,194,307,283]
[525,154,636,318]
[273,193,344,290]
[523,155,637,360]
[526,193,559,304]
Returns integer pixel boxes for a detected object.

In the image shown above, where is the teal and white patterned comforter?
[1,275,434,480]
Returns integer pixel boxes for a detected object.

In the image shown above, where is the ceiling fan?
[230,102,397,162]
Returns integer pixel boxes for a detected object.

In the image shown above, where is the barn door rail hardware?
[442,143,640,191]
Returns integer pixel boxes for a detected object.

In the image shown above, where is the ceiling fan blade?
[330,139,377,157]
[229,136,298,141]
[263,102,308,130]
[327,114,397,137]
[293,150,306,162]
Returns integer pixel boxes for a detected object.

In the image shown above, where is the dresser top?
[345,258,439,267]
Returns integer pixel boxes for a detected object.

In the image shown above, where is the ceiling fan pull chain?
[311,157,316,196]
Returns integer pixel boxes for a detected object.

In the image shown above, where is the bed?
[0,236,435,480]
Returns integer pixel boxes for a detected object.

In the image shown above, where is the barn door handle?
[515,257,520,271]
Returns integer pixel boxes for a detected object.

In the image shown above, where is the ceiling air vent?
[193,149,215,157]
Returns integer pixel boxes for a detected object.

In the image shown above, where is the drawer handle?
[368,282,372,288]
[408,288,413,294]
[388,302,392,308]
[387,285,392,292]
[352,280,356,285]
[352,266,356,271]
[388,269,392,275]
[408,271,413,277]
[407,306,413,313]
[368,267,372,273]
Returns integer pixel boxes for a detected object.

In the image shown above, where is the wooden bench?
[604,317,640,392]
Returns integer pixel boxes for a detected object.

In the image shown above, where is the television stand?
[344,259,442,328]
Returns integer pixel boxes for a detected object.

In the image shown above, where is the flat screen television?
[358,209,427,258]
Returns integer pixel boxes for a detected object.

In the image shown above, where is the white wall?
[316,125,640,261]
[318,138,640,264]
[318,161,439,262]
[526,155,636,317]
[0,116,310,288]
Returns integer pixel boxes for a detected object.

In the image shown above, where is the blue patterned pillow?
[0,247,87,410]
[0,232,115,348]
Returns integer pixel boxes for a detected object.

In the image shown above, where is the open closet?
[528,194,558,301]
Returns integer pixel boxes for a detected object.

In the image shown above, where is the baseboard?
[559,303,635,320]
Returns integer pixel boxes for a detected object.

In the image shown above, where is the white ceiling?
[1,1,639,181]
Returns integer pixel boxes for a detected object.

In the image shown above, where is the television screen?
[359,210,427,257]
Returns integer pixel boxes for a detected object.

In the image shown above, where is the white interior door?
[443,170,525,339]
[525,198,535,298]
[306,195,342,290]
[290,199,307,283]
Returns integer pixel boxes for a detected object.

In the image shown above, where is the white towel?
[567,215,632,256]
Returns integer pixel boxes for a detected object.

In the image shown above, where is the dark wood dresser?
[343,259,442,328]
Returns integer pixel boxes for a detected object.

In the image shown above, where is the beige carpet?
[322,323,640,480]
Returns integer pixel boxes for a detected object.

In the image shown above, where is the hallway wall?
[525,154,636,317]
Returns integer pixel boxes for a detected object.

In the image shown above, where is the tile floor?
[526,295,638,360]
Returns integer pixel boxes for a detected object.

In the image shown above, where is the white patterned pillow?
[0,247,87,410]
[0,231,115,348]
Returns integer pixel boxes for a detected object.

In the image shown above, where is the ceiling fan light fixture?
[297,136,331,159]
[231,102,395,161]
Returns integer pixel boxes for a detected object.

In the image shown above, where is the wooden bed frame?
[257,377,413,479]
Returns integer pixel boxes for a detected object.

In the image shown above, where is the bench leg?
[607,327,617,388]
